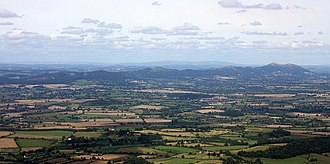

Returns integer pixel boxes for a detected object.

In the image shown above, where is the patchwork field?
[115,118,144,124]
[152,158,200,164]
[265,125,293,128]
[1,64,330,163]
[0,131,13,137]
[65,121,119,128]
[83,112,136,116]
[144,118,172,123]
[73,131,104,138]
[72,154,130,161]
[11,130,74,139]
[196,109,225,113]
[115,147,167,155]
[130,105,164,110]
[15,99,71,104]
[16,139,52,148]
[0,138,18,149]
[253,94,295,98]
[153,146,199,154]
[137,130,196,137]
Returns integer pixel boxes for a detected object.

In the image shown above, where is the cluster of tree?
[137,133,163,145]
[65,136,110,148]
[258,129,291,138]
[223,157,263,164]
[123,157,152,164]
[238,137,330,159]
[253,129,291,145]
[292,104,329,113]
[205,136,248,146]
[220,110,244,117]
[184,127,210,132]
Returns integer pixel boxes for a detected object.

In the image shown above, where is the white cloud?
[0,9,20,18]
[1,29,51,49]
[0,1,327,64]
[218,0,243,8]
[299,40,326,48]
[242,31,288,36]
[173,23,200,31]
[114,36,130,41]
[82,18,100,24]
[0,22,13,25]
[218,22,230,25]
[61,26,84,34]
[180,36,225,40]
[98,22,122,29]
[167,30,199,36]
[131,26,165,34]
[151,37,166,41]
[152,1,161,6]
[56,34,84,41]
[130,23,200,36]
[235,9,247,13]
[218,0,285,10]
[292,5,306,10]
[264,3,283,10]
[167,23,200,35]
[250,21,262,26]
[294,32,304,36]
[84,28,112,35]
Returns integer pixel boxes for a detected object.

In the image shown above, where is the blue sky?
[0,0,329,64]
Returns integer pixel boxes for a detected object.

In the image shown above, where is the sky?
[0,0,329,65]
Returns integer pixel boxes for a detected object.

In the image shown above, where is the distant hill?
[120,60,241,70]
[133,63,311,79]
[0,63,324,84]
[258,63,309,75]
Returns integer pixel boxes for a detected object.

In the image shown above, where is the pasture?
[16,139,52,148]
[11,130,73,139]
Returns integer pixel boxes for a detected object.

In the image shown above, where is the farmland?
[16,139,52,148]
[0,138,18,149]
[10,130,74,139]
[0,63,330,163]
[0,131,12,137]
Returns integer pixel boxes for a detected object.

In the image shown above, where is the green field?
[231,145,273,154]
[16,139,52,148]
[116,147,167,155]
[153,146,199,154]
[203,145,249,151]
[12,130,74,139]
[0,148,20,153]
[80,114,123,119]
[257,153,330,164]
[301,154,330,164]
[151,158,199,164]
[73,131,103,138]
[260,156,308,164]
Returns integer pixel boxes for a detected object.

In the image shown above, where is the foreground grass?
[254,153,330,164]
